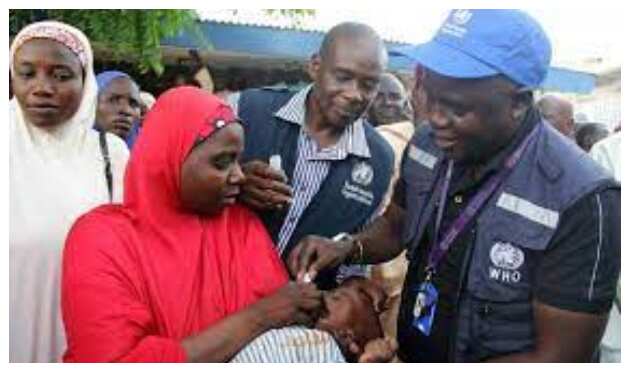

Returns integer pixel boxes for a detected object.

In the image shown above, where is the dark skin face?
[180,123,246,216]
[308,35,386,134]
[367,73,409,126]
[537,96,575,139]
[316,279,384,361]
[423,70,526,165]
[96,77,142,138]
[12,38,84,128]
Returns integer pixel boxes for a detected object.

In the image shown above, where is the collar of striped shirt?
[274,84,371,159]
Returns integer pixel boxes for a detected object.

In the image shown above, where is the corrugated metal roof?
[166,13,597,94]
[196,10,411,44]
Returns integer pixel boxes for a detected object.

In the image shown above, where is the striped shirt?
[272,85,371,253]
[230,326,346,363]
[229,86,372,253]
[229,86,378,280]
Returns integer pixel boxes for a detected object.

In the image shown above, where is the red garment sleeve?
[61,215,187,362]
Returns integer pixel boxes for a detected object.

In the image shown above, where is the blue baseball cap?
[392,9,552,89]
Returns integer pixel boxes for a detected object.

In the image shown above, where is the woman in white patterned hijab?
[9,20,129,362]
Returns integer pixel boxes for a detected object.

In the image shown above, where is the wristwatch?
[332,232,364,265]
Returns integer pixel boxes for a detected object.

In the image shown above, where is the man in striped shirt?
[230,22,394,288]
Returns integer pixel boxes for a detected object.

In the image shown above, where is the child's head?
[315,277,385,361]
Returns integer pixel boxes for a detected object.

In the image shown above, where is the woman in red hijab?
[61,87,323,362]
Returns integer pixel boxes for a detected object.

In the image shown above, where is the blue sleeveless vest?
[399,120,618,361]
[236,88,394,287]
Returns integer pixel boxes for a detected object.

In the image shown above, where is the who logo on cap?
[392,9,552,89]
[452,9,473,25]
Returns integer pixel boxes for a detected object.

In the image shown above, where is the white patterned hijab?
[9,20,109,257]
[10,20,98,134]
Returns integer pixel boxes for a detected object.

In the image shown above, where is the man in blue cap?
[288,10,620,362]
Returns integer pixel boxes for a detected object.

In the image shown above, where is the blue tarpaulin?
[162,21,596,94]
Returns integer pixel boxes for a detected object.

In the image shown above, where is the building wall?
[574,80,620,130]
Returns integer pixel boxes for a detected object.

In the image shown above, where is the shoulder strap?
[98,130,113,202]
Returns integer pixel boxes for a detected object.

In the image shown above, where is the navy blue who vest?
[399,120,619,361]
[236,88,394,266]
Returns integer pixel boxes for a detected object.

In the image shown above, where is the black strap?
[98,130,113,202]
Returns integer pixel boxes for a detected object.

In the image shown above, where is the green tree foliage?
[10,9,201,75]
[10,9,316,75]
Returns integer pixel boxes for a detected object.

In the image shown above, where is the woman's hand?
[255,282,324,329]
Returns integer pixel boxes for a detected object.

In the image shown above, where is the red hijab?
[62,87,288,362]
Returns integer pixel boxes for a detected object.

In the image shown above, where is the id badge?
[412,281,438,336]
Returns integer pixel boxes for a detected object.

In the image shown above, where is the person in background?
[366,72,412,127]
[94,70,142,141]
[216,68,248,100]
[590,131,621,363]
[188,49,215,93]
[591,131,621,181]
[61,87,322,362]
[575,122,610,152]
[537,94,575,139]
[169,65,202,89]
[10,21,129,362]
[194,66,215,93]
[124,90,156,149]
